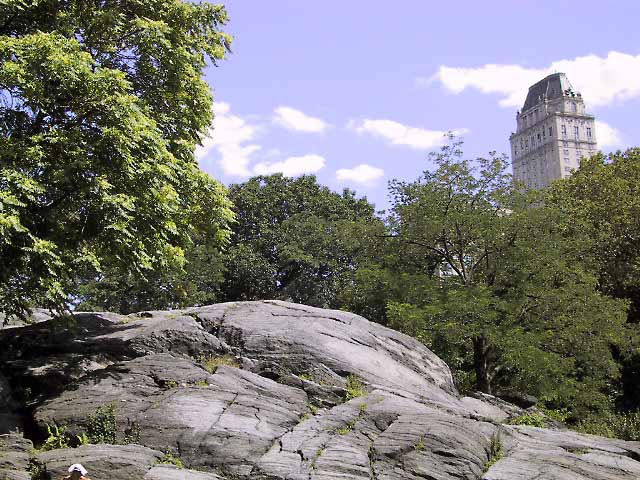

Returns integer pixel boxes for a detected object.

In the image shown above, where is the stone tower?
[510,73,597,189]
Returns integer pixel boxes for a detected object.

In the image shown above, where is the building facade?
[510,73,597,189]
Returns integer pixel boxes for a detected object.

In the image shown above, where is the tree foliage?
[382,142,630,415]
[221,174,384,308]
[0,0,234,319]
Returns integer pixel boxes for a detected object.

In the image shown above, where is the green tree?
[547,149,640,411]
[383,143,629,415]
[221,174,384,308]
[0,1,234,320]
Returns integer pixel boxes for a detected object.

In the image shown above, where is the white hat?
[68,464,88,475]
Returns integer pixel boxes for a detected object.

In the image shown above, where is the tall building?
[510,73,597,189]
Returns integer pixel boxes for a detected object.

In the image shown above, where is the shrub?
[577,411,640,441]
[345,375,365,400]
[483,432,504,473]
[41,424,71,451]
[199,354,239,374]
[158,452,185,469]
[27,458,48,480]
[506,412,547,428]
[86,403,117,444]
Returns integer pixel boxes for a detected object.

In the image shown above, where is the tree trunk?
[473,335,492,395]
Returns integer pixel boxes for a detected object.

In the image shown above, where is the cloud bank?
[273,106,330,133]
[336,164,385,184]
[349,118,467,150]
[425,51,640,108]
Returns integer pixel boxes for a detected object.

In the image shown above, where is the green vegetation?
[41,424,70,451]
[506,412,547,428]
[195,379,210,387]
[483,433,504,473]
[26,458,47,480]
[345,375,366,401]
[336,419,358,435]
[157,452,185,469]
[86,403,117,444]
[0,0,234,320]
[414,436,426,452]
[199,354,240,374]
[576,411,640,441]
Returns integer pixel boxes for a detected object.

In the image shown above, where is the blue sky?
[196,0,640,210]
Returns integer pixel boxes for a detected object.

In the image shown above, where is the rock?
[1,300,639,480]
[0,433,33,480]
[145,465,226,480]
[35,444,163,479]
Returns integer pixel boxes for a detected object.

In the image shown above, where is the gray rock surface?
[0,433,33,480]
[1,300,639,480]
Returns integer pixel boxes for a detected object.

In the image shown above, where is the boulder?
[0,433,33,480]
[1,300,639,480]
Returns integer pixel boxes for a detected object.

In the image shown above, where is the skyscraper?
[510,73,597,189]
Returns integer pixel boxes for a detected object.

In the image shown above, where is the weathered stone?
[145,465,226,480]
[0,433,33,480]
[35,444,163,479]
[1,301,638,480]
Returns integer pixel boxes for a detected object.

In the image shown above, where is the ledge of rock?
[1,300,639,479]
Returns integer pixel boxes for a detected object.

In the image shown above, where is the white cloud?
[349,118,467,150]
[196,102,261,176]
[426,51,640,108]
[253,154,326,177]
[595,120,622,148]
[273,106,329,133]
[336,164,385,184]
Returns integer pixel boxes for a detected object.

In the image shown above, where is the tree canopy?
[379,143,631,417]
[0,0,234,319]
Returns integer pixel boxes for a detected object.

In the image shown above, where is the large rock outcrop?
[0,300,638,479]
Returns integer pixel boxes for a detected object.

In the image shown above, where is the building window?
[548,127,552,136]
[571,102,577,113]
[576,150,582,158]
[586,127,592,138]
[564,157,570,164]
[574,126,579,138]
[537,133,541,141]
[561,125,567,136]
[563,149,569,155]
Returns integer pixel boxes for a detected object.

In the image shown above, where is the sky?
[196,0,640,210]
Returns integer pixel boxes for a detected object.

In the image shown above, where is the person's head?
[68,464,88,479]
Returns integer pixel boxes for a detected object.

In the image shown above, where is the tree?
[547,149,640,411]
[221,174,384,308]
[0,1,234,320]
[383,142,629,416]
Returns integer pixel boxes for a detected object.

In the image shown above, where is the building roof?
[522,73,576,112]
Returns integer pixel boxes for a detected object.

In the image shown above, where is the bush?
[86,403,117,444]
[483,432,504,473]
[345,375,366,400]
[199,354,239,374]
[577,411,640,441]
[41,424,70,451]
[158,452,185,468]
[506,412,547,428]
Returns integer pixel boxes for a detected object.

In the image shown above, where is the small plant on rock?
[27,458,48,480]
[345,375,365,400]
[41,424,71,451]
[158,451,185,469]
[414,436,426,452]
[483,432,504,473]
[507,412,547,428]
[198,354,239,374]
[86,403,117,444]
